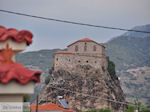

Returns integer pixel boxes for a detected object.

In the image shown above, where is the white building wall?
[0,81,35,94]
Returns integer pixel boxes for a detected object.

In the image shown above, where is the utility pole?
[139,104,141,112]
[135,103,138,112]
[36,94,39,112]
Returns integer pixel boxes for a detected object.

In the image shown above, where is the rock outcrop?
[39,64,126,111]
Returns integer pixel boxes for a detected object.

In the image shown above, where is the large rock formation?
[39,64,126,111]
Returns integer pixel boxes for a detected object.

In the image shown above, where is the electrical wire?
[0,9,150,34]
[0,8,145,107]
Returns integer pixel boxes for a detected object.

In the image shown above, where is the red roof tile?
[30,103,75,112]
[0,25,33,45]
[0,52,42,84]
[78,38,93,42]
[67,38,105,47]
[0,26,41,84]
[55,51,72,54]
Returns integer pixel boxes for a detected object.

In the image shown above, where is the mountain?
[106,36,150,71]
[122,24,150,37]
[105,24,150,104]
[16,24,150,105]
[105,36,150,104]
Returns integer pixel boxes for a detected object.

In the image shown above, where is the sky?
[0,0,150,51]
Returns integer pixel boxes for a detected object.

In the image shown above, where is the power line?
[0,9,150,34]
[48,84,135,106]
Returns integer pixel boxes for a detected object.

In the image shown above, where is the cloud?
[0,0,150,51]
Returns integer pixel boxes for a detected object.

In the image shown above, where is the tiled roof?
[77,38,93,42]
[0,45,42,84]
[0,25,33,45]
[55,51,72,54]
[0,26,41,85]
[67,38,105,47]
[0,51,42,84]
[30,103,75,112]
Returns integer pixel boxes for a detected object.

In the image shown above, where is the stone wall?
[53,53,108,72]
[53,40,107,73]
[67,41,105,56]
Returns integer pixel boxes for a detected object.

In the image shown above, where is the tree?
[125,105,135,112]
[108,58,116,79]
[141,104,150,112]
[125,100,150,112]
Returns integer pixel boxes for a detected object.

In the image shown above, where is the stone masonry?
[53,38,108,72]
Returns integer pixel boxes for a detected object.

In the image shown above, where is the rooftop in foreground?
[30,102,75,112]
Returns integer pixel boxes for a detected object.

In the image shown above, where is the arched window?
[84,43,87,51]
[93,45,96,51]
[75,45,78,52]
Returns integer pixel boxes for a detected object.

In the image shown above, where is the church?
[53,38,108,72]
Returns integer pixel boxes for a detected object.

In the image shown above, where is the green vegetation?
[24,94,31,102]
[125,100,150,112]
[125,105,150,112]
[84,108,112,112]
[125,105,135,112]
[107,58,116,79]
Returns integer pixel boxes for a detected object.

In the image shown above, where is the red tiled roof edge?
[0,62,42,84]
[67,38,105,48]
[0,25,33,45]
[55,51,73,54]
[30,103,75,112]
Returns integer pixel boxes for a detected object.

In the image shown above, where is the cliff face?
[39,64,126,111]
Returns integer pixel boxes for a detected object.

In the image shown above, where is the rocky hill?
[16,24,150,105]
[39,65,125,111]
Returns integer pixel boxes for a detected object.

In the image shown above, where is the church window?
[75,45,78,52]
[93,45,96,51]
[78,60,80,63]
[86,60,88,63]
[84,43,87,51]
